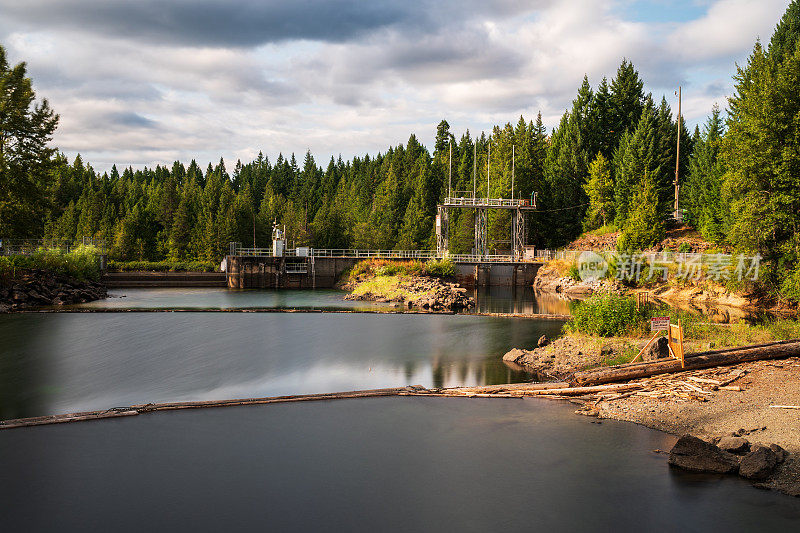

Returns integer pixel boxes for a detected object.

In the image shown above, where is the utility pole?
[674,86,682,221]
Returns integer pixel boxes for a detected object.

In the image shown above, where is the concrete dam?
[225,255,542,289]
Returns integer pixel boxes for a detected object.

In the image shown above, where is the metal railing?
[230,244,439,260]
[443,196,535,209]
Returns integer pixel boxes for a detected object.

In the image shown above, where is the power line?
[535,202,590,213]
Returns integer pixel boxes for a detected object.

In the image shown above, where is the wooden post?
[630,331,661,363]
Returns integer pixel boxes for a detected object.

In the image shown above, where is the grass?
[585,224,618,236]
[347,258,456,281]
[563,294,800,368]
[350,275,433,301]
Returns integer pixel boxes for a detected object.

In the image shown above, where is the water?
[1,397,797,532]
[0,311,564,420]
[68,286,573,315]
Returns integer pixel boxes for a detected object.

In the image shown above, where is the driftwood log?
[572,339,800,386]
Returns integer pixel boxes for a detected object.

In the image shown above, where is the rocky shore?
[344,275,475,311]
[502,336,800,497]
[0,269,107,311]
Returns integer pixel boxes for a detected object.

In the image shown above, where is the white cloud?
[0,0,788,170]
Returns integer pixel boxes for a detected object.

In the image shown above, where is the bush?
[565,294,648,337]
[677,242,692,253]
[567,262,581,281]
[423,258,457,278]
[0,245,102,281]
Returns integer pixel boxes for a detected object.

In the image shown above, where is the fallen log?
[505,383,642,397]
[445,382,569,394]
[572,340,800,386]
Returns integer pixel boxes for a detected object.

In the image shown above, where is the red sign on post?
[651,317,670,331]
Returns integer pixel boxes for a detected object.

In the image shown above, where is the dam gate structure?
[225,246,542,289]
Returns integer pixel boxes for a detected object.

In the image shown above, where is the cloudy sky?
[0,0,789,171]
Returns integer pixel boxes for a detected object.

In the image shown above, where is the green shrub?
[677,242,692,253]
[424,258,457,278]
[0,245,102,281]
[567,262,581,281]
[565,294,648,337]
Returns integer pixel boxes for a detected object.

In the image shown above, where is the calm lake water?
[0,308,564,420]
[1,397,798,532]
[67,286,574,315]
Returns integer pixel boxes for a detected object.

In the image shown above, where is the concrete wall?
[454,262,541,288]
[227,256,543,289]
[226,256,362,289]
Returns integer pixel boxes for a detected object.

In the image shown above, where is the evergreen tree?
[613,104,661,225]
[608,59,645,146]
[583,153,614,230]
[0,45,59,237]
[617,173,665,251]
[722,32,800,295]
[684,106,726,242]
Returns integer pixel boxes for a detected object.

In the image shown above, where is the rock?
[600,344,614,357]
[502,348,527,363]
[537,335,549,348]
[642,336,669,362]
[717,436,750,454]
[739,445,779,480]
[668,435,740,474]
[769,443,788,463]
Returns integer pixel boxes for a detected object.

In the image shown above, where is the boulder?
[642,336,669,362]
[717,436,750,454]
[537,335,549,348]
[769,443,788,463]
[668,435,740,474]
[739,445,779,480]
[502,348,527,363]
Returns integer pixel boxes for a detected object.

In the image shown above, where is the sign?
[651,317,670,331]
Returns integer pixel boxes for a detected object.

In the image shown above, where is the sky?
[0,0,790,172]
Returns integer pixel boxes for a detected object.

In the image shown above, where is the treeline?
[2,56,689,261]
[1,1,799,300]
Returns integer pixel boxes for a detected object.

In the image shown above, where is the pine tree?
[722,30,800,295]
[0,45,59,237]
[684,106,726,243]
[613,104,661,225]
[617,173,665,251]
[583,153,614,230]
[608,59,645,146]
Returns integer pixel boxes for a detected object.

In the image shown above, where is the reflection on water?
[68,287,393,311]
[68,286,574,315]
[0,312,564,419]
[470,286,573,315]
[1,397,797,532]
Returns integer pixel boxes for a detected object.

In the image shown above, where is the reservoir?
[1,397,797,532]
[1,288,567,419]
